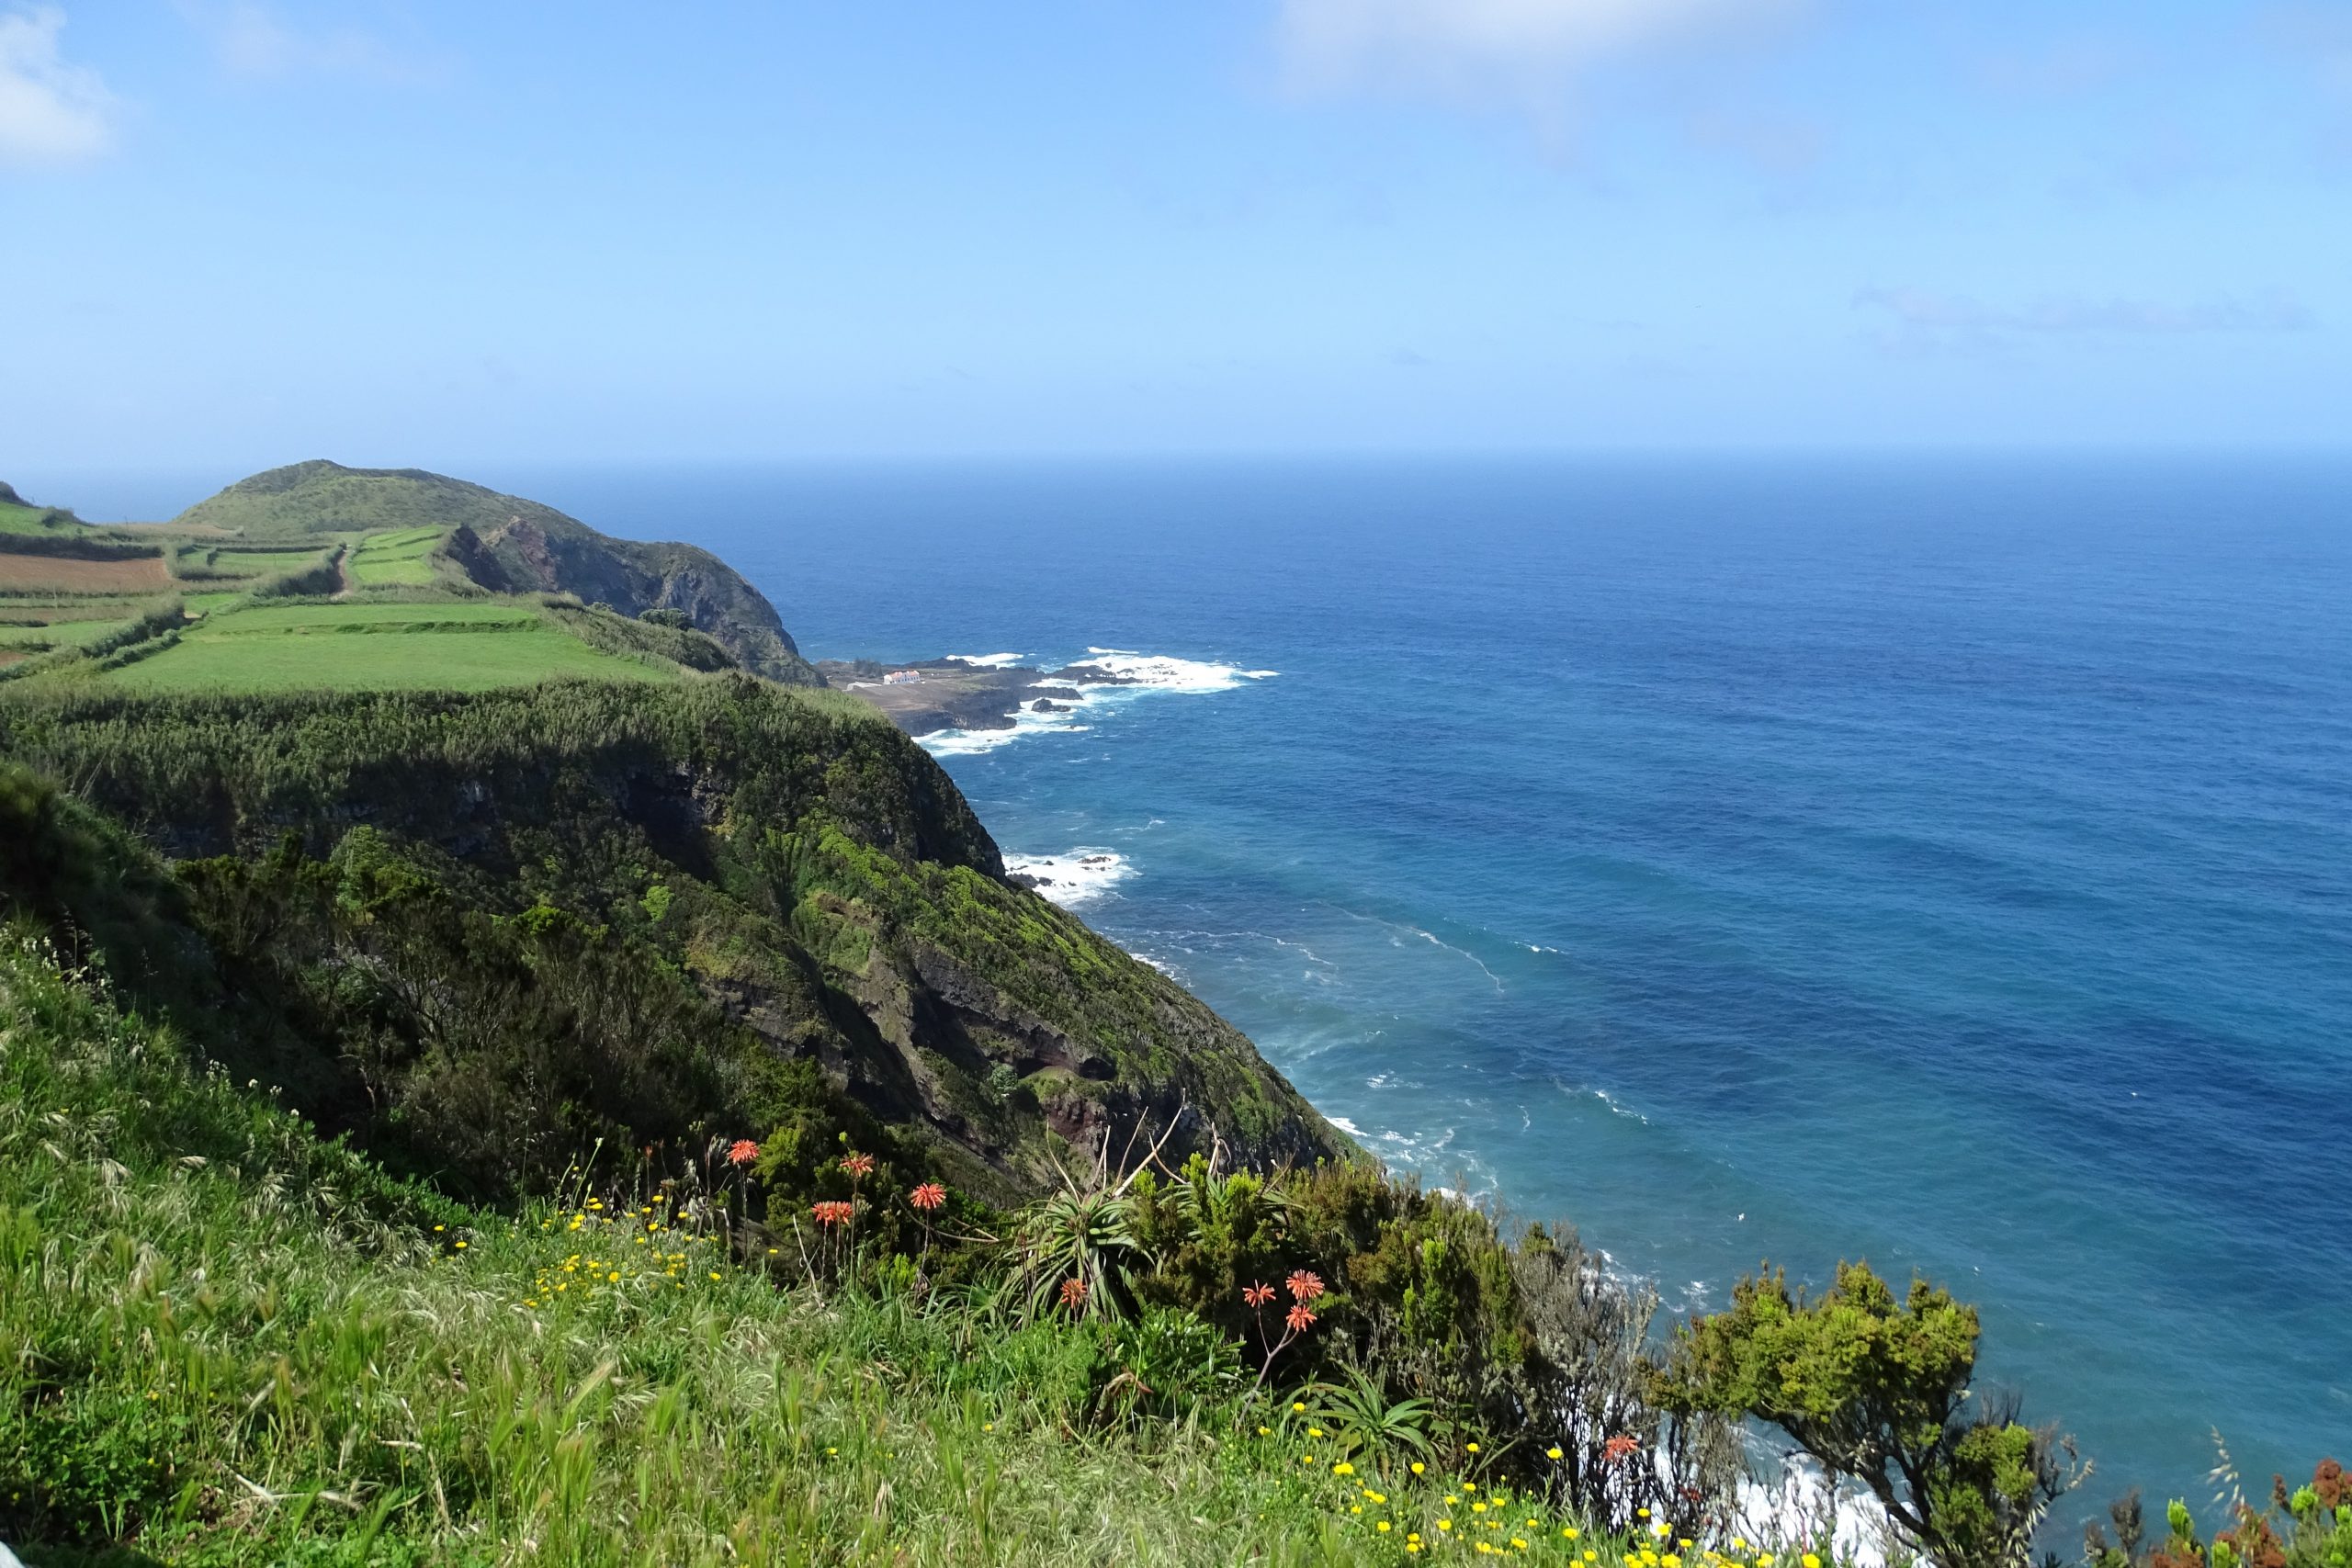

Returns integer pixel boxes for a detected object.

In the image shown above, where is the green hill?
[0,674,1343,1203]
[174,461,821,685]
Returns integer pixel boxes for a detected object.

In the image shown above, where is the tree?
[1658,1260,2077,1568]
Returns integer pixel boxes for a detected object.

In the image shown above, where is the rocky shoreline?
[815,655,1132,737]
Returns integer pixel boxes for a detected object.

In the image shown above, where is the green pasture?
[0,617,126,651]
[99,599,673,694]
[348,526,445,584]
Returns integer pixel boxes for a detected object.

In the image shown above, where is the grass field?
[0,553,172,593]
[98,600,674,694]
[204,599,537,630]
[201,547,328,577]
[0,500,60,534]
[348,525,446,585]
[0,617,128,651]
[180,590,246,614]
[0,600,152,625]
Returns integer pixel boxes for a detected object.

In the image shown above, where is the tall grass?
[0,931,1676,1566]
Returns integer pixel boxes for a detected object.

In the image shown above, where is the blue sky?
[4,1,2348,469]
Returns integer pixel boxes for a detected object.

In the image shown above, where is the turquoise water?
[50,455,2352,1518]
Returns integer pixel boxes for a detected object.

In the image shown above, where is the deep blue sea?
[50,455,2352,1522]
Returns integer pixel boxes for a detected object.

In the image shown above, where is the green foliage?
[1661,1260,2075,1568]
[0,935,1686,1565]
[2085,1467,2351,1568]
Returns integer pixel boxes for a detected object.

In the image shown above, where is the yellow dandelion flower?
[1293,1401,1307,1412]
[1515,1542,1530,1552]
[1309,1427,1326,1438]
[1379,1522,1393,1534]
[1467,1442,1481,1453]
[1412,1461,1426,1474]
[1334,1462,1355,1475]
[1568,1529,1582,1540]
[1439,1520,1453,1532]
[1259,1426,1272,1436]
[1548,1446,1565,1461]
[1804,1557,1821,1568]
[1639,1509,1652,1519]
[606,1271,620,1282]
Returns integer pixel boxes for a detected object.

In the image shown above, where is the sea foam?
[916,646,1275,757]
[1003,848,1134,906]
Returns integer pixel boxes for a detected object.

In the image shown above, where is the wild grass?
[0,932,1672,1566]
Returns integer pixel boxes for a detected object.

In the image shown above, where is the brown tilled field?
[0,553,173,593]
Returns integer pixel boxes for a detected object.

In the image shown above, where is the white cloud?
[0,5,113,167]
[180,1,440,85]
[1278,0,1801,99]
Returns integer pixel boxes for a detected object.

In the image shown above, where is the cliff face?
[0,680,1349,1201]
[175,461,822,686]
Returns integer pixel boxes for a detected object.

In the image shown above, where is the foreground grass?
[0,933,1668,1566]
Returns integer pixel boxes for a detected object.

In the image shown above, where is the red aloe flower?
[811,1200,854,1228]
[725,1138,760,1168]
[1285,1269,1325,1304]
[1242,1282,1276,1308]
[1285,1303,1317,1334]
[1603,1433,1641,1464]
[910,1181,947,1213]
[1058,1278,1090,1311]
[840,1152,876,1179]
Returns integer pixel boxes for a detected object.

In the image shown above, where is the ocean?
[54,454,2352,1521]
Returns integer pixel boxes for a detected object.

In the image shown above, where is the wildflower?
[1293,1401,1307,1412]
[1286,1303,1317,1333]
[1379,1522,1393,1533]
[1803,1557,1820,1568]
[454,1241,467,1249]
[1637,1509,1651,1519]
[1547,1446,1564,1461]
[1258,1425,1271,1435]
[1439,1520,1453,1532]
[1334,1462,1354,1476]
[1243,1282,1276,1308]
[812,1200,854,1227]
[726,1138,760,1167]
[1058,1277,1089,1310]
[841,1151,876,1179]
[910,1181,947,1212]
[1463,1483,1476,1493]
[1515,1543,1530,1551]
[1286,1269,1326,1303]
[1609,1436,1643,1464]
[1411,1462,1426,1475]
[1467,1442,1480,1453]
[1567,1529,1581,1540]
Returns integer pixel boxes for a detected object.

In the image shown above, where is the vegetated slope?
[0,929,1624,1567]
[0,678,1347,1203]
[173,461,820,685]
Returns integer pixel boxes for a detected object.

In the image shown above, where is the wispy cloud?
[178,1,444,85]
[1277,0,1801,103]
[0,5,112,167]
[1857,287,2318,354]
